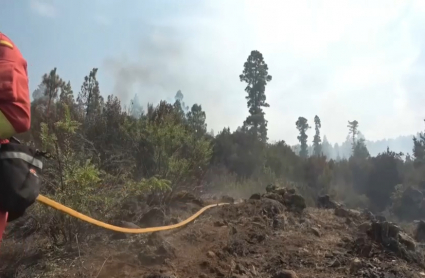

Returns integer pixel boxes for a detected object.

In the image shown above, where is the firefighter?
[0,32,32,241]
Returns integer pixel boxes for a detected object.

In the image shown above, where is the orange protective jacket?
[0,32,31,243]
[0,32,31,140]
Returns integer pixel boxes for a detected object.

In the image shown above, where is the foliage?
[35,103,107,244]
[347,120,359,152]
[10,50,425,250]
[296,117,310,158]
[187,104,207,137]
[353,138,370,159]
[366,148,403,212]
[239,50,272,142]
[413,120,425,167]
[26,69,214,245]
[313,115,322,156]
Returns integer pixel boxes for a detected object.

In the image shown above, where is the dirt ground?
[2,191,425,278]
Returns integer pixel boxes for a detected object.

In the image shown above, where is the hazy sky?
[1,0,425,145]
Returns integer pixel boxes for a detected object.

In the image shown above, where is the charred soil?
[1,190,425,278]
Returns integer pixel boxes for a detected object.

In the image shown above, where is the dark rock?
[348,209,361,218]
[335,207,360,218]
[369,221,400,242]
[207,251,216,258]
[367,221,425,264]
[110,232,127,240]
[358,222,372,233]
[350,258,363,274]
[415,220,425,242]
[329,258,342,267]
[273,215,286,230]
[362,209,375,221]
[375,215,387,222]
[260,198,286,218]
[273,187,287,196]
[214,220,226,227]
[317,194,339,209]
[249,193,261,200]
[284,194,306,212]
[271,270,298,278]
[341,236,351,242]
[398,232,416,251]
[310,227,321,237]
[221,195,235,204]
[353,237,372,257]
[139,208,164,227]
[263,192,284,204]
[266,184,277,192]
[335,207,349,217]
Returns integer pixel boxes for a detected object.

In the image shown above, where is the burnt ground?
[1,192,425,278]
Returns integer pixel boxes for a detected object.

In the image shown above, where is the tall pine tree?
[173,90,188,120]
[347,120,370,159]
[239,50,272,142]
[296,117,310,158]
[313,115,322,156]
[187,104,207,137]
[77,68,103,120]
[42,68,64,117]
[347,120,359,153]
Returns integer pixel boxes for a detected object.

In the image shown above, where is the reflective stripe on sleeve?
[0,151,43,169]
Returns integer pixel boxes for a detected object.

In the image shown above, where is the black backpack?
[0,137,45,222]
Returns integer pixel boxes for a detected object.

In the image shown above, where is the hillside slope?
[1,188,425,278]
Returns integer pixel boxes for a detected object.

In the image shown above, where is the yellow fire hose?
[36,194,230,234]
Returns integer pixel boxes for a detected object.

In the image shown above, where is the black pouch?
[0,138,44,222]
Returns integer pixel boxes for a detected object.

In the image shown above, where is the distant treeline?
[292,133,416,160]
